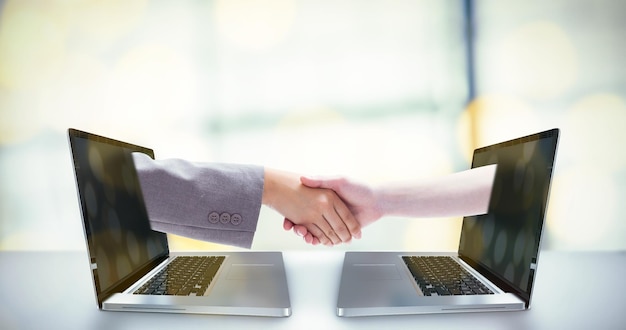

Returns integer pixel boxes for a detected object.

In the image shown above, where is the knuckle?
[316,194,332,206]
[348,222,360,231]
[335,226,349,236]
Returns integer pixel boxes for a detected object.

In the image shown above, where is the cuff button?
[208,212,220,224]
[220,213,231,224]
[231,214,242,225]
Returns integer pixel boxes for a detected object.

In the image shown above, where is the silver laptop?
[68,129,291,317]
[336,128,559,317]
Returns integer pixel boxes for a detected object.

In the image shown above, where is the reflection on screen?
[459,131,557,299]
[72,135,168,293]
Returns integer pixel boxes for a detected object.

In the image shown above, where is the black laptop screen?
[69,129,169,306]
[458,129,558,306]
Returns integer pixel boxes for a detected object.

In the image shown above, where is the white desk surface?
[1,250,625,330]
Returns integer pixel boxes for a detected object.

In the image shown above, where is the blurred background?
[1,0,624,252]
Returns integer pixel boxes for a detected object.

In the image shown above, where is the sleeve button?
[208,212,220,224]
[220,213,231,224]
[231,214,242,225]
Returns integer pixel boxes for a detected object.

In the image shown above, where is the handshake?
[262,165,497,247]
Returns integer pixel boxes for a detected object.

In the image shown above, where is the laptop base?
[337,252,525,317]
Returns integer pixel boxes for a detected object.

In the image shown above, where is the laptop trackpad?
[227,264,274,280]
[351,264,401,280]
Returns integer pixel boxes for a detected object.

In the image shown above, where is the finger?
[300,175,342,190]
[288,217,331,245]
[283,218,294,231]
[324,213,351,243]
[321,214,344,245]
[299,231,321,246]
[304,231,323,246]
[294,225,308,237]
[307,234,321,246]
[299,175,324,188]
[333,201,362,240]
[322,200,355,243]
[306,223,332,246]
[303,232,313,244]
[286,220,309,237]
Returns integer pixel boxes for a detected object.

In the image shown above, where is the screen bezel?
[68,128,170,308]
[458,128,559,308]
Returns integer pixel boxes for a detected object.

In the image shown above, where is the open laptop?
[68,128,291,317]
[336,128,559,316]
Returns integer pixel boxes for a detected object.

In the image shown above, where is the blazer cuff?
[151,220,255,249]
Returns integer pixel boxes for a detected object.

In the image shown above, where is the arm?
[132,153,360,248]
[132,152,264,249]
[287,164,497,243]
[374,164,497,219]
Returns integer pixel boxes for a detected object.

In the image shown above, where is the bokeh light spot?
[492,21,578,100]
[561,93,626,171]
[457,93,538,161]
[215,0,296,52]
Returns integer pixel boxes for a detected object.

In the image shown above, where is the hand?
[263,169,361,246]
[284,175,382,244]
[284,165,499,244]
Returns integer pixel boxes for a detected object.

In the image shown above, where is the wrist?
[371,186,387,219]
[262,167,295,210]
[262,168,278,208]
[375,184,415,218]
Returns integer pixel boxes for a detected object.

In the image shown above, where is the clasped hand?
[262,169,364,246]
[264,168,381,246]
[281,175,378,246]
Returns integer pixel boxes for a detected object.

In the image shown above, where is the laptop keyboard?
[134,256,225,296]
[402,256,493,296]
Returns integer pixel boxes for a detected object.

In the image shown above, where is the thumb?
[300,175,340,189]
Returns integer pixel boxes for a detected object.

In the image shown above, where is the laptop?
[68,128,291,317]
[336,128,559,316]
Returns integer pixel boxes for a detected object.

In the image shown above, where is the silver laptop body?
[337,128,559,317]
[68,129,291,317]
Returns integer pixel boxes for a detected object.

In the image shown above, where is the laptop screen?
[458,129,559,307]
[68,129,169,307]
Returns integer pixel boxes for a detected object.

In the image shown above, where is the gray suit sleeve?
[131,152,264,249]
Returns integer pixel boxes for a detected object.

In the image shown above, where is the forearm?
[132,153,264,248]
[375,164,497,218]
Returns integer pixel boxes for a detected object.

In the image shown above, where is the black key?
[435,287,451,296]
[177,288,191,296]
[449,288,463,295]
